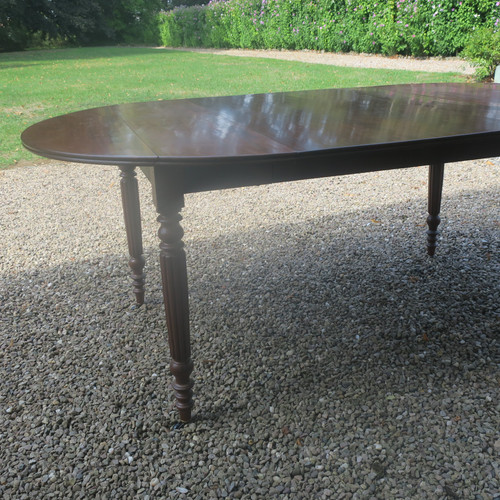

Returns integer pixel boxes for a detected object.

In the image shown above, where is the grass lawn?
[1,46,466,169]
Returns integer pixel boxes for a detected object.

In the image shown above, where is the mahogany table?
[22,83,500,422]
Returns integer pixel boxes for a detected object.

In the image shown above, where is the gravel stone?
[0,146,498,495]
[167,47,475,74]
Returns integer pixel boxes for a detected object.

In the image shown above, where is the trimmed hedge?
[158,0,500,57]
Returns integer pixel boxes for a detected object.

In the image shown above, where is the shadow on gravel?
[2,189,498,406]
[0,188,498,497]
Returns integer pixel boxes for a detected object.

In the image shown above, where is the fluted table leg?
[157,197,194,422]
[427,162,445,256]
[119,166,146,305]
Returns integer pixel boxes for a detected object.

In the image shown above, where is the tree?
[0,0,30,50]
[0,0,163,51]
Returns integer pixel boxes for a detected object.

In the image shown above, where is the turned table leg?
[157,197,194,422]
[426,162,445,256]
[119,166,146,305]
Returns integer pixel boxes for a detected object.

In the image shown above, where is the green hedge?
[158,0,500,57]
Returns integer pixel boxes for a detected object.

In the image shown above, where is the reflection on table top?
[21,83,500,166]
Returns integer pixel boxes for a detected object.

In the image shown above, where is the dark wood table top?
[22,83,500,170]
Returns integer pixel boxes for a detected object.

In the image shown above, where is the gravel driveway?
[168,47,475,74]
[0,52,498,499]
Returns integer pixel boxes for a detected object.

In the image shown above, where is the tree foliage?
[0,0,163,51]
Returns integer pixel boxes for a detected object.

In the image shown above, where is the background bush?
[158,0,500,57]
[461,26,500,79]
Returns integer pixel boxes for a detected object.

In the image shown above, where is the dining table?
[21,82,500,422]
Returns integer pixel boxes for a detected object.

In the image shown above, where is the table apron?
[141,133,499,201]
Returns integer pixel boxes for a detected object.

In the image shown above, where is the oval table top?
[21,83,500,167]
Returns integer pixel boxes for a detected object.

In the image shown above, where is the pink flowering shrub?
[158,0,500,56]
